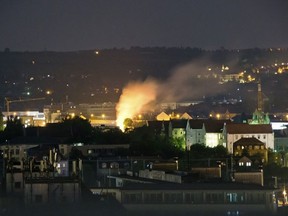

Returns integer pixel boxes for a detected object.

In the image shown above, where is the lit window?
[246,162,251,166]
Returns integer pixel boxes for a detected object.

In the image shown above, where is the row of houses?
[147,119,275,163]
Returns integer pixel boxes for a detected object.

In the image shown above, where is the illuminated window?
[110,162,119,169]
[226,193,244,203]
[87,149,95,154]
[101,163,107,169]
[246,162,251,166]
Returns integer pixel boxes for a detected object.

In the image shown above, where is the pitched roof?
[238,156,252,163]
[188,119,204,129]
[147,120,169,134]
[170,119,188,129]
[156,112,170,121]
[233,137,265,146]
[204,120,228,133]
[226,123,273,134]
[188,119,229,132]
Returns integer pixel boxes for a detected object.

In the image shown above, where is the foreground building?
[91,182,279,215]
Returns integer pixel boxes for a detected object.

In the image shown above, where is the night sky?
[1,0,288,51]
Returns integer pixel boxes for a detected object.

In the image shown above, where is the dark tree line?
[0,115,24,142]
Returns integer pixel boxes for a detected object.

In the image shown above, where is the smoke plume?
[116,61,232,130]
[116,78,158,131]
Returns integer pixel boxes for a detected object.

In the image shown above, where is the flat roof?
[120,182,276,191]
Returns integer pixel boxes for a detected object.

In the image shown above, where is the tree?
[212,145,228,158]
[61,116,93,143]
[0,112,4,131]
[92,127,129,144]
[69,147,85,160]
[128,126,184,158]
[4,115,24,140]
[123,118,133,131]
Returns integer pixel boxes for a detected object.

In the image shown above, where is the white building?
[224,123,274,154]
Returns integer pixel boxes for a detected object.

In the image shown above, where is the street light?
[283,185,287,205]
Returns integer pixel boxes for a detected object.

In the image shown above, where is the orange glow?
[116,80,157,131]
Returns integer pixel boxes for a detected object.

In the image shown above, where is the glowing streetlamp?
[283,186,287,205]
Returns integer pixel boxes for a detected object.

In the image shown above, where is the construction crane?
[5,97,45,116]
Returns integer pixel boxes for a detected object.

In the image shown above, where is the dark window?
[35,195,43,203]
[164,193,183,203]
[184,193,195,203]
[15,182,21,189]
[206,193,224,204]
[144,193,162,203]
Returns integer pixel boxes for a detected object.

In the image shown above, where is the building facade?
[224,124,274,154]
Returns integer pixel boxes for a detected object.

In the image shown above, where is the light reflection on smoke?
[116,78,158,131]
[116,61,231,130]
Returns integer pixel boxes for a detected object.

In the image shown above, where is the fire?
[116,61,228,131]
[116,79,157,131]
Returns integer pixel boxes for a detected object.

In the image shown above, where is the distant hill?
[0,47,288,112]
